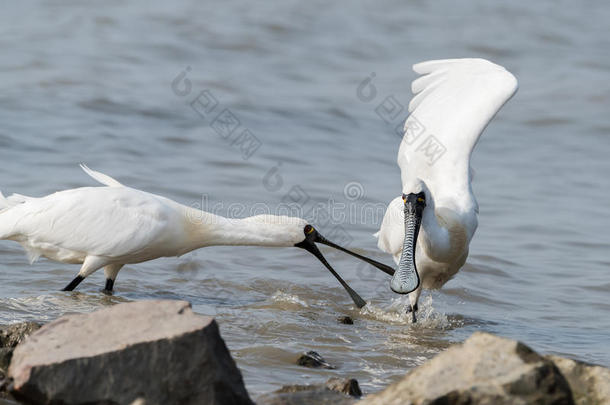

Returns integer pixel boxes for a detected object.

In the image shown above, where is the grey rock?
[258,377,361,405]
[8,300,253,405]
[359,332,574,405]
[546,355,610,405]
[297,351,335,369]
[0,322,41,374]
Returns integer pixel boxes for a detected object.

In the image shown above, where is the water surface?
[1,0,609,399]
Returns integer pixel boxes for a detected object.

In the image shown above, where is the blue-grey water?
[1,0,609,400]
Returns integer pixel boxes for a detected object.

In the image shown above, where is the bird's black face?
[295,225,395,309]
[403,191,426,217]
[390,192,426,294]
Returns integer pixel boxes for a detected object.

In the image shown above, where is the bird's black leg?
[406,304,418,323]
[62,276,84,291]
[102,279,114,296]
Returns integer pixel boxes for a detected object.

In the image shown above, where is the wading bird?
[0,165,394,307]
[376,58,518,321]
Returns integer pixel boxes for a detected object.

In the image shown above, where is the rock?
[546,355,610,405]
[338,316,354,325]
[297,351,335,369]
[325,377,362,397]
[0,373,6,393]
[360,332,574,405]
[0,397,19,405]
[0,322,42,348]
[0,321,41,401]
[258,389,355,405]
[0,322,41,374]
[258,377,361,405]
[8,300,253,405]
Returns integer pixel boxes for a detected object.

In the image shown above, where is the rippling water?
[1,0,609,399]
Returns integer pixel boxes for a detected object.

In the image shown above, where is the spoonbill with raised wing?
[376,58,518,321]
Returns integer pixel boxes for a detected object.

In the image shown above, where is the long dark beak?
[296,237,367,308]
[315,234,395,276]
[390,193,423,294]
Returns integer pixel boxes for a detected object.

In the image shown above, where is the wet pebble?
[337,316,353,325]
[296,351,335,369]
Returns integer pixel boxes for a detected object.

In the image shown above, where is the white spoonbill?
[0,165,393,306]
[376,58,518,321]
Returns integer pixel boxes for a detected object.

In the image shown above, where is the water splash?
[360,295,450,329]
[270,291,309,308]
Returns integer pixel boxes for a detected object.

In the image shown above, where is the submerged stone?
[259,377,361,405]
[338,316,354,325]
[297,351,335,369]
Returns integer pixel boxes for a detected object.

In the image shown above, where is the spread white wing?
[398,58,517,206]
[377,58,518,256]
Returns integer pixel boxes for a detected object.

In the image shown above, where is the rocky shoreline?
[1,300,608,405]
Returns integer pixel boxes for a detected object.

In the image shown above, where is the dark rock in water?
[259,389,355,405]
[360,332,575,405]
[337,316,353,325]
[325,377,361,397]
[8,300,253,405]
[0,322,41,374]
[297,351,335,369]
[258,377,361,405]
[275,378,361,397]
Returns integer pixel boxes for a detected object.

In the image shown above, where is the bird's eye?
[304,225,315,234]
[417,197,425,203]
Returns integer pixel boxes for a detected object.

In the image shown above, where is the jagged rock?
[359,332,574,405]
[8,300,253,405]
[297,351,335,369]
[258,377,361,405]
[547,355,610,405]
[0,322,41,374]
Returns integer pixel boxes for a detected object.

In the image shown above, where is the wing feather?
[80,164,124,187]
[411,71,446,95]
[398,58,518,207]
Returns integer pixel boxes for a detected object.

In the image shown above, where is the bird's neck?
[419,198,477,262]
[180,207,303,250]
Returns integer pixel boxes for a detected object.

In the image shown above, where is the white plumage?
[0,165,392,306]
[376,58,518,320]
